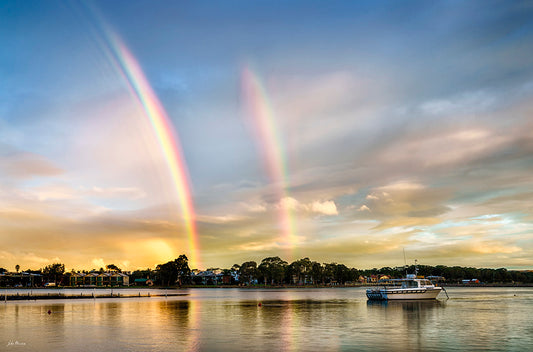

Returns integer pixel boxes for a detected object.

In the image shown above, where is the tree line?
[138,256,533,286]
[2,256,533,287]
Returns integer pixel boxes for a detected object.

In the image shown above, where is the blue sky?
[1,0,533,271]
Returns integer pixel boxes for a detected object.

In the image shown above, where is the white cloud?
[276,197,338,216]
[310,200,338,215]
[92,258,105,269]
[278,197,300,211]
[358,205,370,212]
[375,181,425,192]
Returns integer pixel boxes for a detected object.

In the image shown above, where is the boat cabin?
[401,279,433,289]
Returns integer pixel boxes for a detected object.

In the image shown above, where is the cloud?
[355,180,451,229]
[241,202,267,213]
[91,258,105,269]
[276,197,338,216]
[358,205,370,212]
[83,186,147,200]
[232,240,282,252]
[377,127,510,168]
[0,150,63,180]
[0,250,61,270]
[419,90,497,116]
[310,200,338,215]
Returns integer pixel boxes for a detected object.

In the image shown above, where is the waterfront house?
[193,270,220,285]
[111,272,129,286]
[70,272,86,286]
[134,278,153,286]
[0,272,43,287]
[70,271,129,287]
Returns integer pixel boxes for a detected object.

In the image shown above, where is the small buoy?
[47,310,51,315]
[258,302,262,307]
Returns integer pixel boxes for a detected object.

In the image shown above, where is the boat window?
[401,280,418,288]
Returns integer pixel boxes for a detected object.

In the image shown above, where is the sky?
[1,0,533,272]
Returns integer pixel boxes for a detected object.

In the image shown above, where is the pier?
[2,291,188,301]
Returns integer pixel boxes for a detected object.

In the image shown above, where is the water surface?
[1,287,532,351]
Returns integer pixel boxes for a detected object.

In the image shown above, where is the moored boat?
[366,262,443,300]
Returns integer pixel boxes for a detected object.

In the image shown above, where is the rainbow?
[241,65,297,257]
[104,31,201,269]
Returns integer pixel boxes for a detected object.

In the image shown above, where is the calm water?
[1,287,532,351]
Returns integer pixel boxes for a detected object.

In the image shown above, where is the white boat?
[366,274,442,300]
[366,262,445,300]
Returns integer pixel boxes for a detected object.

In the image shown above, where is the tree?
[156,255,191,286]
[239,261,258,285]
[323,263,336,284]
[175,255,191,285]
[15,264,20,273]
[42,263,65,285]
[291,258,313,284]
[310,261,323,284]
[258,257,287,285]
[106,264,121,272]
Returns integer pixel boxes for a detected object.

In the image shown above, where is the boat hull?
[366,287,442,300]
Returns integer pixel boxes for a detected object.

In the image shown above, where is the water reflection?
[1,288,532,351]
[366,299,444,310]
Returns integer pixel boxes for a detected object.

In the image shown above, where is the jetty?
[2,291,188,301]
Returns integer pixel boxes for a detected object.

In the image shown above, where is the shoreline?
[2,284,532,301]
[2,282,533,291]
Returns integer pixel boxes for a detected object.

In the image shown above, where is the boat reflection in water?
[366,299,444,310]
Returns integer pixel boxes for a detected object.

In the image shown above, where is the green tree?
[258,257,287,285]
[15,264,20,273]
[310,261,323,284]
[239,261,258,285]
[323,263,337,284]
[291,258,313,284]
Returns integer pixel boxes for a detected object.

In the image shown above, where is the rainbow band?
[241,65,297,257]
[106,32,200,269]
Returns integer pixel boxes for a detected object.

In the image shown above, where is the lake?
[1,287,532,351]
